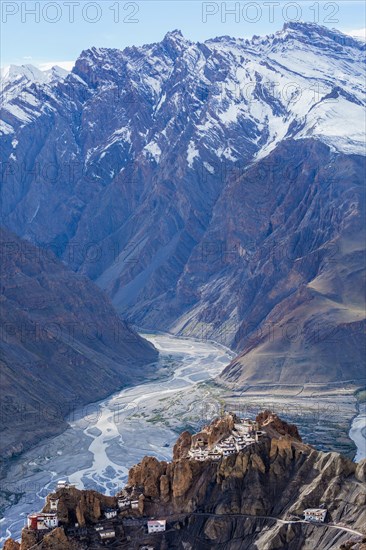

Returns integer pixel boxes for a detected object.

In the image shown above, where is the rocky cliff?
[188,138,366,386]
[6,414,365,549]
[0,227,158,459]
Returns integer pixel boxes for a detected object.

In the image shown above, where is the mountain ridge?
[0,227,158,459]
[1,22,365,388]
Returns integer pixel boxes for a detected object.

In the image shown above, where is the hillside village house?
[27,513,58,530]
[189,447,209,461]
[118,496,131,509]
[304,508,327,522]
[56,480,75,490]
[104,508,118,519]
[189,417,264,461]
[57,480,67,489]
[49,498,59,511]
[100,528,116,540]
[216,437,237,456]
[208,450,222,460]
[147,520,166,534]
[131,499,139,509]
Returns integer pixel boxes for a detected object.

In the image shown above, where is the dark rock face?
[0,227,158,458]
[1,23,365,387]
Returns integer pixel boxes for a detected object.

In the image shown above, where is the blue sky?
[1,0,365,69]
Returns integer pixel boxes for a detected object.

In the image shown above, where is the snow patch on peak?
[144,75,162,96]
[203,162,215,174]
[144,141,162,162]
[187,141,200,168]
[218,103,243,125]
[0,120,14,136]
[164,29,184,40]
[298,97,366,155]
[1,64,45,84]
[346,28,366,41]
[1,63,69,85]
[280,21,366,50]
[43,65,70,80]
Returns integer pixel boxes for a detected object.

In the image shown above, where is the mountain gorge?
[0,227,158,458]
[1,22,365,386]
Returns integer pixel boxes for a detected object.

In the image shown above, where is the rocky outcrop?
[3,540,20,550]
[356,460,366,483]
[0,227,158,459]
[9,415,366,549]
[341,539,366,550]
[173,431,192,461]
[15,527,79,550]
[30,527,76,550]
[256,411,302,441]
[43,487,117,526]
[19,529,37,550]
[127,414,365,525]
[172,415,244,464]
[194,414,237,448]
[128,456,167,498]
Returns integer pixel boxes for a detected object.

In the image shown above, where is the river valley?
[0,334,364,546]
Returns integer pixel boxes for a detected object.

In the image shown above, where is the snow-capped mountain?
[1,63,69,84]
[1,63,69,138]
[1,24,364,153]
[1,22,365,385]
